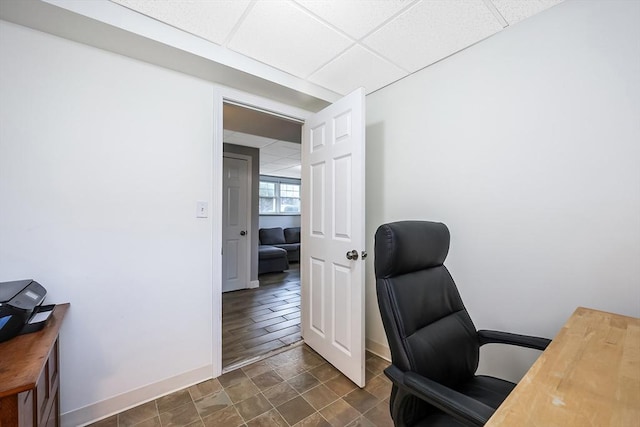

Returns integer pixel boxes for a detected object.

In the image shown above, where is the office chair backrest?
[375,221,480,387]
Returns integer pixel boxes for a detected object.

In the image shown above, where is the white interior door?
[301,88,366,387]
[222,156,250,293]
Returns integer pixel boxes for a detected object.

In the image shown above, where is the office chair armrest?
[478,330,551,351]
[383,364,405,384]
[404,372,494,426]
[384,365,493,426]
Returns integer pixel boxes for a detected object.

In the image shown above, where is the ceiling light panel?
[489,0,564,25]
[363,0,503,73]
[227,0,353,78]
[293,0,413,39]
[110,0,251,45]
[309,44,408,95]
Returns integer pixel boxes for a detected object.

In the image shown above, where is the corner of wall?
[366,339,391,362]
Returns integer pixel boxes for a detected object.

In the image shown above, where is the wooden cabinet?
[0,304,68,427]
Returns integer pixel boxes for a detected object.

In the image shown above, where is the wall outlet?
[196,201,208,218]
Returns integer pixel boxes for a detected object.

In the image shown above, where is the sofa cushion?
[259,245,288,259]
[284,227,301,244]
[258,246,289,274]
[260,227,286,245]
[273,243,299,253]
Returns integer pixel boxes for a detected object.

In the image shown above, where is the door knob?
[240,230,246,236]
[346,250,359,260]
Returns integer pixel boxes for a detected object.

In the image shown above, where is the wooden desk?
[486,307,640,426]
[0,303,69,427]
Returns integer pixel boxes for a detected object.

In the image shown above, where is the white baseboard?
[62,364,213,427]
[63,341,388,426]
[366,339,391,362]
[249,280,259,289]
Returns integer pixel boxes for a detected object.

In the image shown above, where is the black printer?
[0,279,53,343]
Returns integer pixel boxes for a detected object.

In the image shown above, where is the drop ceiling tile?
[261,164,283,172]
[224,132,277,148]
[261,165,301,179]
[260,153,281,163]
[263,145,300,157]
[272,141,301,151]
[276,166,302,179]
[293,0,411,39]
[260,166,279,174]
[262,141,300,155]
[110,0,251,45]
[490,0,564,25]
[270,158,300,167]
[227,0,353,78]
[363,0,503,73]
[309,44,408,95]
[286,152,302,161]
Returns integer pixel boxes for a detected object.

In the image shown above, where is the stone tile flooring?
[88,344,393,427]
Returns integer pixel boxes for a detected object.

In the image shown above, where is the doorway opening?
[221,101,304,370]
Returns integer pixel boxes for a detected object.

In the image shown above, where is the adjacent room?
[0,0,638,426]
[221,103,304,369]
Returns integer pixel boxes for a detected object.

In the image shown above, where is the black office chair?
[374,221,551,426]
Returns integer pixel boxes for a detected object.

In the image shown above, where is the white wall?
[365,0,640,380]
[259,215,301,229]
[0,20,215,422]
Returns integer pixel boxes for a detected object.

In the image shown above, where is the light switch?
[196,201,208,218]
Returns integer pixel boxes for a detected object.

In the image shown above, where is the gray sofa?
[258,227,300,274]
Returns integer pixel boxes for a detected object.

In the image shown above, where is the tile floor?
[88,344,393,427]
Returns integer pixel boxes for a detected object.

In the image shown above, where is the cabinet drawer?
[18,390,34,427]
[42,392,58,427]
[48,340,59,395]
[36,364,49,424]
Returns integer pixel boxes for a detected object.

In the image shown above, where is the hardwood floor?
[223,265,301,368]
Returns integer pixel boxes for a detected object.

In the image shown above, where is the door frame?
[212,87,313,377]
[222,152,254,291]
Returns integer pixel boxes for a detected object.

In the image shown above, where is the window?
[259,176,301,214]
